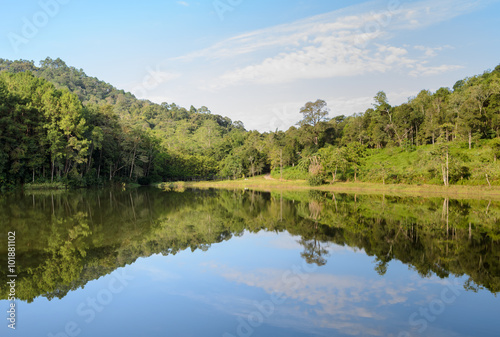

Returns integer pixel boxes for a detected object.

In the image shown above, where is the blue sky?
[1,0,499,131]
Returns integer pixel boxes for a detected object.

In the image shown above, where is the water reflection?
[1,188,499,304]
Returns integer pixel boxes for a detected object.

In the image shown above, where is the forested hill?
[1,57,500,189]
[0,57,241,127]
[0,57,247,189]
[0,57,128,107]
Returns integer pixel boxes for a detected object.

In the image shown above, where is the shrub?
[307,174,325,186]
[449,166,471,183]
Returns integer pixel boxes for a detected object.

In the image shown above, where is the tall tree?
[298,99,330,146]
[298,99,330,127]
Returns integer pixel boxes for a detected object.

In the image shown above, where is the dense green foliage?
[1,57,500,189]
[0,58,249,188]
[0,188,499,302]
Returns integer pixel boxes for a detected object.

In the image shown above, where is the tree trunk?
[129,146,137,179]
[64,158,69,176]
[66,161,73,177]
[97,150,103,179]
[280,149,283,181]
[446,149,449,186]
[442,146,449,187]
[87,143,94,172]
[146,151,153,177]
[469,130,472,149]
[51,160,55,183]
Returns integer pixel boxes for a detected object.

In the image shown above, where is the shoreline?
[157,177,500,200]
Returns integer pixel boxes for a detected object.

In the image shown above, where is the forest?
[1,57,500,189]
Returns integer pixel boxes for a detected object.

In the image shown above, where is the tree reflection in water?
[0,187,499,302]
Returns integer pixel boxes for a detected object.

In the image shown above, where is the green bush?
[449,166,471,183]
[307,174,325,186]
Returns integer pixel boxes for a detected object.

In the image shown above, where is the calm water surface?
[0,188,499,337]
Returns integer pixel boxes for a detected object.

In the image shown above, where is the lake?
[1,187,499,337]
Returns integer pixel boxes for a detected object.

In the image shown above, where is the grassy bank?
[23,182,68,190]
[270,140,500,186]
[157,175,500,200]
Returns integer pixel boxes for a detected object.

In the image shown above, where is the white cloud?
[397,0,492,30]
[177,1,189,7]
[170,0,481,90]
[414,45,454,58]
[409,63,464,77]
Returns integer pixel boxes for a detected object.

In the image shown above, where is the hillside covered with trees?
[0,57,500,189]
